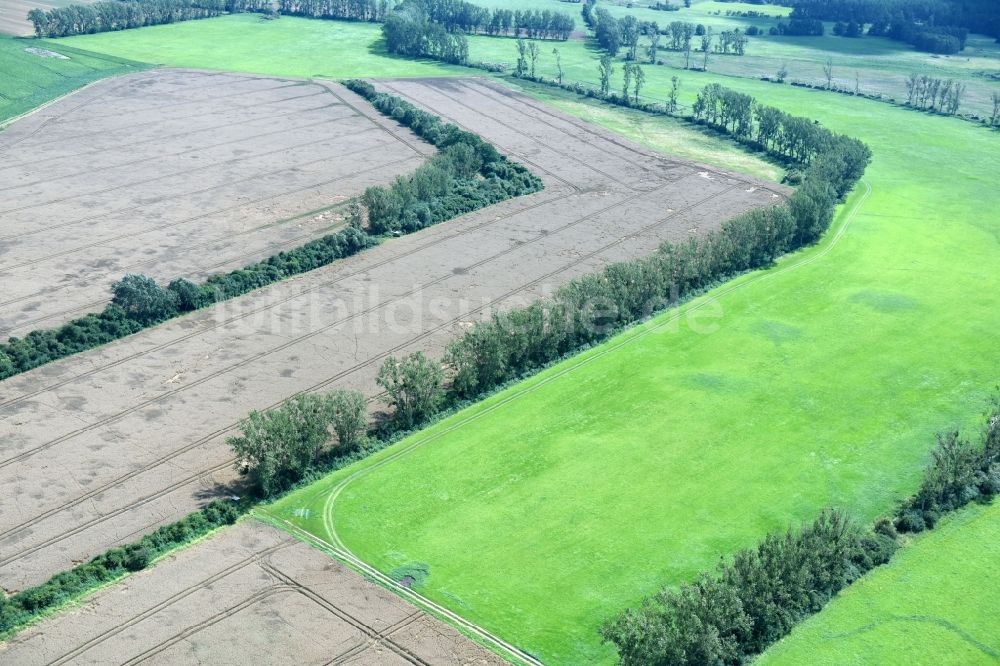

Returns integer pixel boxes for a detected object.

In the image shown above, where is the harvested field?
[0,68,432,338]
[0,74,785,592]
[0,520,508,665]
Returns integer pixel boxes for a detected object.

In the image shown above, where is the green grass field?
[760,500,1000,665]
[49,13,1000,665]
[0,35,145,123]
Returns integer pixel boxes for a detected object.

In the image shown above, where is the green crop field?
[0,35,145,123]
[760,500,1000,665]
[49,12,1000,665]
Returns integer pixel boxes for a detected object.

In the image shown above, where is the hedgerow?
[0,500,243,638]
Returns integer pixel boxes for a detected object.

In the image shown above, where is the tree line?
[27,0,268,38]
[783,0,1000,52]
[0,85,541,384]
[345,78,543,236]
[411,0,574,40]
[904,73,967,114]
[441,84,869,401]
[602,397,1000,664]
[0,499,242,637]
[275,0,389,22]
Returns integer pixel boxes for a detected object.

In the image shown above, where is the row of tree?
[602,398,1000,664]
[0,86,541,384]
[692,82,871,171]
[26,0,268,38]
[0,227,374,381]
[411,0,574,40]
[274,0,390,22]
[442,87,869,401]
[904,73,967,114]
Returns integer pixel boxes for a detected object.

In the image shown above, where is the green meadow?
[0,34,145,123]
[760,500,1000,665]
[47,11,1000,664]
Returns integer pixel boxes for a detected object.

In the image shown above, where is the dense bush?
[0,500,243,637]
[229,390,369,497]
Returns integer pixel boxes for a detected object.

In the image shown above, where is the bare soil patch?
[0,74,787,593]
[0,68,431,338]
[0,520,507,665]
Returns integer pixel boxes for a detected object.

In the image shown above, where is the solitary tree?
[854,71,860,95]
[823,57,834,89]
[647,27,661,63]
[552,47,563,84]
[515,38,528,76]
[666,75,681,114]
[682,23,694,69]
[776,62,788,83]
[633,64,646,104]
[700,28,712,70]
[599,55,614,96]
[527,41,540,78]
[377,352,444,428]
[991,91,1000,126]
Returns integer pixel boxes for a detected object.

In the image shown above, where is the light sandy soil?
[0,74,788,593]
[0,68,431,338]
[0,520,509,665]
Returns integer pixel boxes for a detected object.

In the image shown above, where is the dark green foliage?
[228,393,342,497]
[329,389,369,449]
[894,400,1000,533]
[111,274,178,324]
[276,0,388,22]
[601,510,882,665]
[26,0,270,38]
[377,352,445,429]
[0,500,244,638]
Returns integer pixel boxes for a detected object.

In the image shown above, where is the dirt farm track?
[0,71,786,660]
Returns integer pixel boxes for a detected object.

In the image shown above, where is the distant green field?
[0,35,145,123]
[760,501,1000,665]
